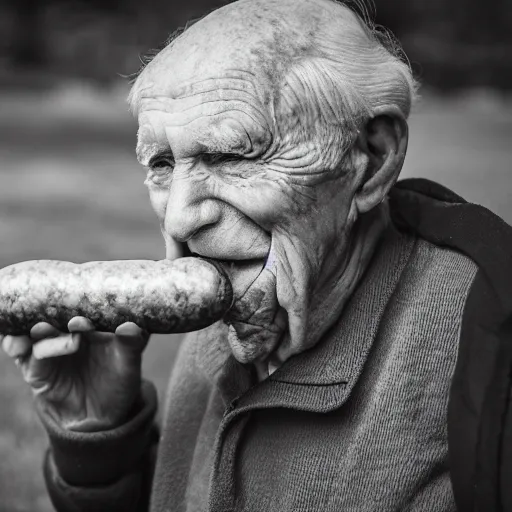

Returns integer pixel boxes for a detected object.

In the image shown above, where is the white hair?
[271,0,419,172]
[324,1,418,117]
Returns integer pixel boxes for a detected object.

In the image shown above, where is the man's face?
[132,1,361,364]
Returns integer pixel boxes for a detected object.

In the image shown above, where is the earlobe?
[354,106,408,214]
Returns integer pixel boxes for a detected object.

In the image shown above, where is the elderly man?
[3,0,512,511]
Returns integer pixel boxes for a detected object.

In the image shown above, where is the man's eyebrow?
[136,142,171,167]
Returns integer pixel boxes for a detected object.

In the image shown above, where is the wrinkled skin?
[131,0,408,368]
[1,0,409,433]
[1,319,148,431]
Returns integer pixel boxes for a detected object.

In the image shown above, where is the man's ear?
[354,106,408,214]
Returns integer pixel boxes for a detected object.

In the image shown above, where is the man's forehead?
[135,34,280,104]
[130,0,337,112]
[137,68,262,106]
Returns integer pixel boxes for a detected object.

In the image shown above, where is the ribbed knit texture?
[151,226,478,512]
[234,233,477,511]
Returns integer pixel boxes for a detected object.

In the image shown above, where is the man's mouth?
[184,243,265,295]
[186,246,285,363]
[193,254,266,304]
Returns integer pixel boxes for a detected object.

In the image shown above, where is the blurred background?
[0,0,511,510]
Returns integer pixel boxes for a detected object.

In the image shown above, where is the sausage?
[0,258,233,335]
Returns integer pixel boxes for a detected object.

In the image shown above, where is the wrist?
[36,380,158,486]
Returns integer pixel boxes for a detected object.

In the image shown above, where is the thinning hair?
[128,14,208,86]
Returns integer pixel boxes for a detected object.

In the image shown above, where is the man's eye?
[151,156,175,169]
[145,157,175,187]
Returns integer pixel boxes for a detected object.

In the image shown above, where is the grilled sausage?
[0,258,232,335]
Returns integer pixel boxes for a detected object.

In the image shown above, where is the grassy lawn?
[0,84,511,511]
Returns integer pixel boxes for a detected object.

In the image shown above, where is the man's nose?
[163,174,221,243]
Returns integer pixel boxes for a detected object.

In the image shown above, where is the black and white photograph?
[0,0,511,511]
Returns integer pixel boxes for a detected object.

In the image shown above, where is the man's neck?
[311,201,391,339]
[267,201,391,374]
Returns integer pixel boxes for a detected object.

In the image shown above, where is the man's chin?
[226,318,286,364]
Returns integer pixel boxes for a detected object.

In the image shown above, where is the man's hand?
[1,317,149,432]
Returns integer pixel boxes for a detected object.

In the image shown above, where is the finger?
[165,237,185,260]
[32,333,80,360]
[115,322,143,338]
[68,316,95,333]
[30,322,61,341]
[115,322,150,351]
[2,334,32,359]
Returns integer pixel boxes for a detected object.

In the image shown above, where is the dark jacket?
[37,179,512,512]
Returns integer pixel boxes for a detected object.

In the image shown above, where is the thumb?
[164,233,185,260]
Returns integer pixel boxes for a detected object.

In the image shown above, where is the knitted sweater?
[40,179,499,512]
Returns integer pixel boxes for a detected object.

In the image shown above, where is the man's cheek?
[148,186,169,223]
[220,174,304,229]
